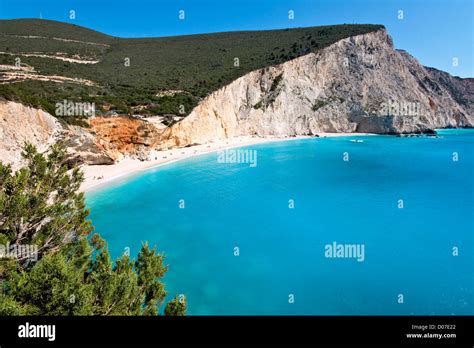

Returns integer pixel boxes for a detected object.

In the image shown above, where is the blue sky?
[1,0,473,77]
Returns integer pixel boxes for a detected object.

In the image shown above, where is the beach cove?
[85,129,474,315]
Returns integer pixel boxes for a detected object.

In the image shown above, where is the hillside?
[161,29,474,147]
[0,19,383,119]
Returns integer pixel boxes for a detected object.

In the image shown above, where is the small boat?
[350,139,364,143]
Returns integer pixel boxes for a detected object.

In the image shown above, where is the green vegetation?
[312,99,330,111]
[0,143,186,315]
[312,96,346,111]
[253,100,263,110]
[270,73,283,92]
[0,19,383,117]
[252,73,285,110]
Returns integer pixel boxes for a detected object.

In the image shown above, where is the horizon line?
[0,17,385,40]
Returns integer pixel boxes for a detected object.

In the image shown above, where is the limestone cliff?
[0,101,117,168]
[424,66,474,117]
[0,100,60,168]
[161,29,473,147]
[0,101,162,168]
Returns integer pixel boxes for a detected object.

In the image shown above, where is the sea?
[86,129,474,315]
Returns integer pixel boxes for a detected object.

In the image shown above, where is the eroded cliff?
[0,100,61,168]
[161,29,473,147]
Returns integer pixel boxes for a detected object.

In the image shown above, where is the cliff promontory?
[161,29,473,147]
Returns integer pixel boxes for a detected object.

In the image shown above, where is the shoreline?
[81,132,375,193]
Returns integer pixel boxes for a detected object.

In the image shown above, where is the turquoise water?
[86,129,474,315]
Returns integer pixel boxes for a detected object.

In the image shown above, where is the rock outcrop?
[61,125,117,166]
[161,29,473,147]
[0,100,61,168]
[425,66,474,117]
[0,101,120,168]
[0,100,166,167]
[87,116,162,161]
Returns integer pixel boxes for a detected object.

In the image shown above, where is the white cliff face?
[0,101,116,168]
[163,29,473,147]
[0,100,61,168]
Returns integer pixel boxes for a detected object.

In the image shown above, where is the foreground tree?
[0,143,91,264]
[0,143,186,315]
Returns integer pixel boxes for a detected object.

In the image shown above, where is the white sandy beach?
[81,133,374,192]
